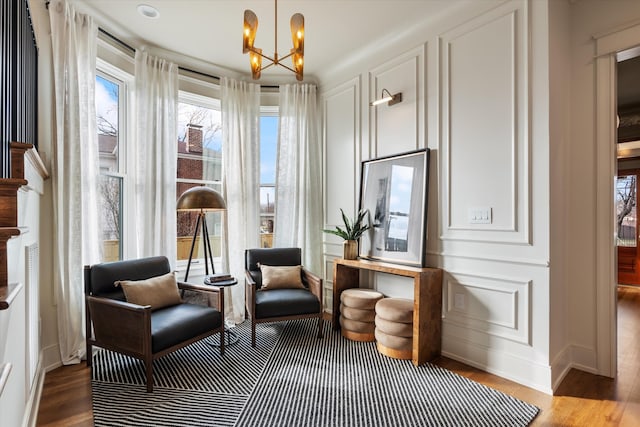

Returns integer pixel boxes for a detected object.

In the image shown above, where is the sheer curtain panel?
[49,0,101,364]
[221,77,261,324]
[275,84,323,274]
[131,50,178,266]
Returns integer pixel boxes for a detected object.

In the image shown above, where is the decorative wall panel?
[440,3,529,244]
[323,79,360,227]
[369,45,425,158]
[443,271,531,344]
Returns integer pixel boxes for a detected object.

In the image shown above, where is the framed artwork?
[358,149,430,267]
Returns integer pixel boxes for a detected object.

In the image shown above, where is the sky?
[96,75,118,134]
[260,115,277,184]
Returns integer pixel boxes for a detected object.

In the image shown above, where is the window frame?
[175,90,224,272]
[96,58,133,261]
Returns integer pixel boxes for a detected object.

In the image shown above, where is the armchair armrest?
[302,268,323,303]
[178,281,224,313]
[245,270,257,287]
[245,270,256,315]
[86,295,151,356]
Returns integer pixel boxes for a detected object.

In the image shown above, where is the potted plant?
[323,208,370,260]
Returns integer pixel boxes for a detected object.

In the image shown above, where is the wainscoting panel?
[323,255,337,314]
[439,0,530,244]
[443,271,531,345]
[25,243,39,389]
[322,77,362,313]
[323,78,361,228]
[369,45,426,158]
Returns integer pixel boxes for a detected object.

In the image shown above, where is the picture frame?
[358,149,430,267]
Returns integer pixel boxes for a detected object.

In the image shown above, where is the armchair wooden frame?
[245,267,323,347]
[85,269,225,393]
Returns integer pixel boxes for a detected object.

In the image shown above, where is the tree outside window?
[96,73,124,261]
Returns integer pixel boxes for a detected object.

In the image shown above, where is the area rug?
[91,319,539,426]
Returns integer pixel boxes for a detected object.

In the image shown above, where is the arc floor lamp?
[176,186,226,282]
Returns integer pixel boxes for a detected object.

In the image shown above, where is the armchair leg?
[317,316,324,338]
[86,341,93,367]
[251,318,257,348]
[145,357,153,393]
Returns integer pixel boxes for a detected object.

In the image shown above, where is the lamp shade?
[176,187,226,211]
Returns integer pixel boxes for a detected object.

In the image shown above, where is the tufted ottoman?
[375,297,414,360]
[339,288,384,342]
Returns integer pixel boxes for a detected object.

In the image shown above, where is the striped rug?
[91,319,539,426]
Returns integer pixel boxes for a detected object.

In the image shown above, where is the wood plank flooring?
[36,286,640,426]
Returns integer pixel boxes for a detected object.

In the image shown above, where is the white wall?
[0,152,47,427]
[322,0,640,394]
[322,0,558,393]
[548,0,572,389]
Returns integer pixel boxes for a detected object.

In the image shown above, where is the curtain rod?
[46,1,279,89]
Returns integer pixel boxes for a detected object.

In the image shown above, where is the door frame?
[595,22,640,378]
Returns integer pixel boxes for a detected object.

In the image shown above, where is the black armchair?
[245,248,323,347]
[85,256,224,392]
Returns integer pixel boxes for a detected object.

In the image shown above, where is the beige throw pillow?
[260,265,305,290]
[116,272,182,310]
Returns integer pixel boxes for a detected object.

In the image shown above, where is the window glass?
[96,73,124,261]
[177,101,223,263]
[260,114,278,248]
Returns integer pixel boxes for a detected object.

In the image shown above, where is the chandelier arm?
[260,62,277,71]
[276,62,298,74]
[278,51,294,62]
[247,47,276,65]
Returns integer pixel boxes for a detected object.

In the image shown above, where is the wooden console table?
[332,258,443,366]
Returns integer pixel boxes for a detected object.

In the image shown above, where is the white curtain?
[274,84,323,274]
[131,50,178,266]
[49,0,100,364]
[221,77,261,324]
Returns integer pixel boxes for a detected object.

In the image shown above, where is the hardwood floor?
[36,286,640,426]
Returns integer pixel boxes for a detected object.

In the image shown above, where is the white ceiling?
[69,0,463,84]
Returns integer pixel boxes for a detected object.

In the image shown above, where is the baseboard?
[22,356,45,427]
[550,344,572,392]
[568,343,598,374]
[42,343,62,373]
[442,337,554,394]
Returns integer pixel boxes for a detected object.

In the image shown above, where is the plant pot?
[343,240,358,260]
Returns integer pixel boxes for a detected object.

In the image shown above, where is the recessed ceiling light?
[137,4,159,19]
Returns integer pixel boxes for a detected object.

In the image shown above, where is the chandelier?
[243,0,304,81]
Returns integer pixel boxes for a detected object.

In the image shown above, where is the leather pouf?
[375,297,414,360]
[339,288,384,342]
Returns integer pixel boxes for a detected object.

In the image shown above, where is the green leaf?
[323,208,372,240]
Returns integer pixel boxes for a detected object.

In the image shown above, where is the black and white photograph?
[359,149,429,267]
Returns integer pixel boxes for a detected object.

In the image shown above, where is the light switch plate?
[468,207,492,224]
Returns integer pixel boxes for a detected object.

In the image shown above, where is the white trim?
[22,357,45,427]
[590,19,640,381]
[42,344,62,373]
[442,336,553,394]
[427,250,549,267]
[594,19,640,56]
